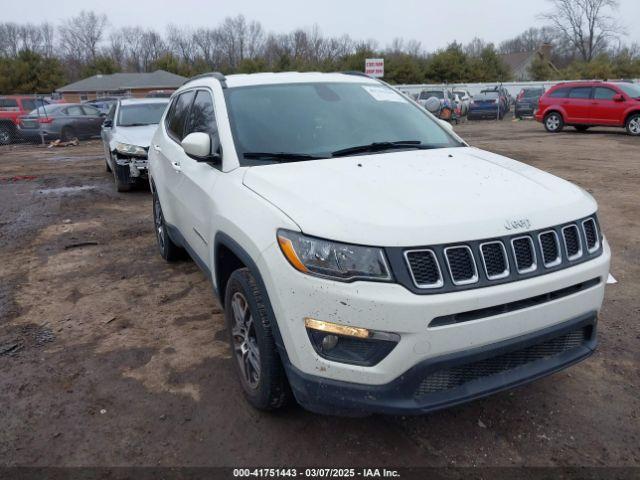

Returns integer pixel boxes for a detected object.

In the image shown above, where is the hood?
[111,124,159,149]
[243,147,597,247]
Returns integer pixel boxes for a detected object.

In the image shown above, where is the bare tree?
[58,11,108,62]
[541,0,623,61]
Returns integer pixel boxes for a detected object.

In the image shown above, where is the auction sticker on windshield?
[362,85,407,103]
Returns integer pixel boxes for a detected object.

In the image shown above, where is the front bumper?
[286,311,597,415]
[258,238,610,389]
[114,155,148,178]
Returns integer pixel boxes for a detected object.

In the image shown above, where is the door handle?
[171,161,182,173]
[153,144,162,152]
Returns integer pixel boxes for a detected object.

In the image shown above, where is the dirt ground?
[0,118,638,469]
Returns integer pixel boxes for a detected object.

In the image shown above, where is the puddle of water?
[37,186,96,195]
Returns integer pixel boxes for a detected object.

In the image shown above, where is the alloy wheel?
[629,117,640,135]
[546,115,560,131]
[230,291,261,389]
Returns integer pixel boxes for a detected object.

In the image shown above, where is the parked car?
[481,86,510,114]
[101,98,169,192]
[83,97,119,114]
[536,81,640,135]
[18,103,105,142]
[146,90,175,98]
[468,91,505,120]
[417,88,458,122]
[0,95,49,144]
[149,71,610,415]
[515,87,545,118]
[453,89,471,116]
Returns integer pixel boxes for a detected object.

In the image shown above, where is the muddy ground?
[0,119,638,468]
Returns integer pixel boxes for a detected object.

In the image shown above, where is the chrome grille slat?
[404,249,443,289]
[582,218,599,253]
[511,236,537,273]
[562,224,583,260]
[444,246,478,285]
[480,241,509,279]
[538,230,561,267]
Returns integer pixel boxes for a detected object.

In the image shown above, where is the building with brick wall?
[56,70,187,102]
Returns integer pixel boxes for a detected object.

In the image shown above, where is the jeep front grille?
[400,215,602,293]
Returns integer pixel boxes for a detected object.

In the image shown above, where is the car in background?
[468,91,505,120]
[146,90,174,98]
[535,81,640,135]
[453,89,471,116]
[417,88,458,123]
[18,103,105,142]
[0,95,50,145]
[481,86,509,114]
[515,87,545,119]
[101,98,169,191]
[83,97,119,114]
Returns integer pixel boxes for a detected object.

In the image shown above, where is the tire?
[544,112,564,133]
[60,126,75,141]
[225,268,290,411]
[575,125,589,132]
[0,124,13,145]
[153,190,183,262]
[625,113,640,136]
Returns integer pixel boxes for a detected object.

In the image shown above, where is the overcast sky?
[4,0,640,51]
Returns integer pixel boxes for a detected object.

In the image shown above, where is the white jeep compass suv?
[149,72,610,415]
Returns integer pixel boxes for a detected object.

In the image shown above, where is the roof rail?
[183,72,227,88]
[341,71,372,78]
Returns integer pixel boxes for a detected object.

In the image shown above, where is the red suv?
[0,96,50,144]
[535,81,640,136]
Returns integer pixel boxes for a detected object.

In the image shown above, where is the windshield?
[615,83,640,98]
[117,102,168,126]
[225,82,462,163]
[419,90,444,99]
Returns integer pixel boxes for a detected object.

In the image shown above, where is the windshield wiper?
[243,152,327,162]
[331,141,440,157]
[121,123,154,127]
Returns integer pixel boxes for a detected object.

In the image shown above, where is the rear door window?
[65,106,84,116]
[568,87,592,99]
[549,87,570,98]
[0,99,19,110]
[82,105,101,116]
[166,91,195,141]
[593,87,617,100]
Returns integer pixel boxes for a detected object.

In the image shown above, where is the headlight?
[115,143,147,156]
[277,229,391,282]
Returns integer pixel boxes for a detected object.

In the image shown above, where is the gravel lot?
[0,119,638,468]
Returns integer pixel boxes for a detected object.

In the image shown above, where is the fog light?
[304,317,400,366]
[321,334,339,351]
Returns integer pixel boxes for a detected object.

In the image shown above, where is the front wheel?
[225,268,290,411]
[544,112,564,133]
[0,125,13,145]
[626,113,640,136]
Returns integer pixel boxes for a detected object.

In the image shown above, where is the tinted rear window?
[549,87,570,98]
[569,87,592,99]
[475,92,499,100]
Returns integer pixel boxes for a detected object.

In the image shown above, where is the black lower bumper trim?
[284,312,597,415]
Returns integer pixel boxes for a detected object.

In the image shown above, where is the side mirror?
[613,93,625,102]
[182,132,221,163]
[439,119,454,130]
[102,119,112,128]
